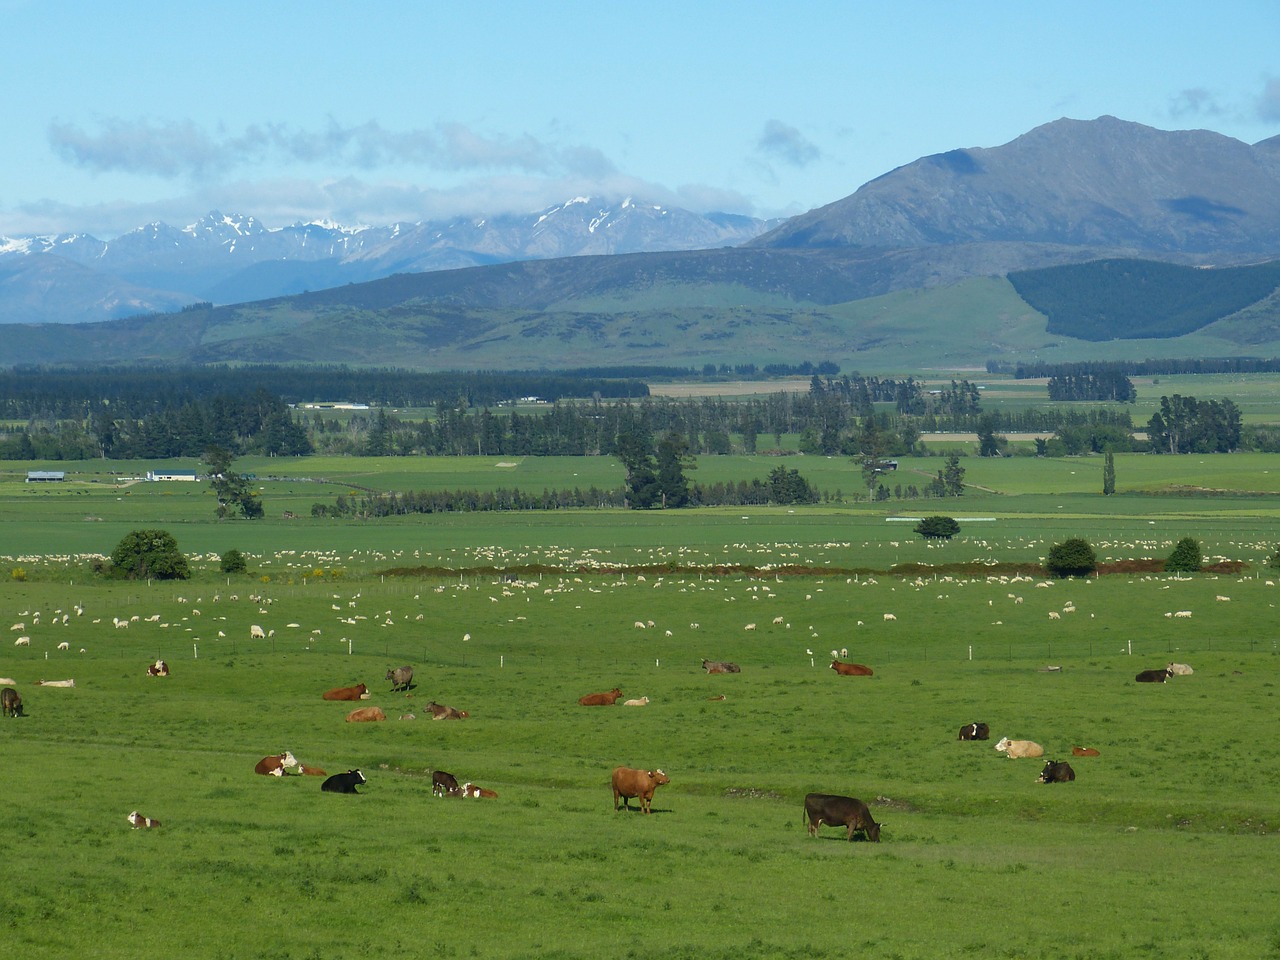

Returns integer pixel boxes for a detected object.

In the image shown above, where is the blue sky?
[3,1,1279,238]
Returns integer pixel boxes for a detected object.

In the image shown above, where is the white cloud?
[1257,77,1280,123]
[755,120,821,167]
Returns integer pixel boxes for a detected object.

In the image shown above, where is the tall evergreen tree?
[1103,450,1116,495]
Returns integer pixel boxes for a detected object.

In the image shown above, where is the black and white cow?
[1036,760,1076,784]
[321,769,367,794]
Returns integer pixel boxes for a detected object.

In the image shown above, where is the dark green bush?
[1165,537,1202,573]
[1045,537,1097,578]
[108,529,190,581]
[914,515,960,540]
[219,549,248,574]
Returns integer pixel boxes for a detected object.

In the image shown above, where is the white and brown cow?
[994,736,1044,759]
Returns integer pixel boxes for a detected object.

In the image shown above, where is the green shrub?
[108,529,190,581]
[914,515,960,540]
[1045,537,1097,577]
[1165,537,1202,573]
[219,548,248,574]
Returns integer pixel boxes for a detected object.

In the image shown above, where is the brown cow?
[299,764,327,776]
[322,683,368,701]
[701,659,740,674]
[431,770,460,797]
[958,722,990,741]
[611,766,670,814]
[1,687,22,718]
[457,782,498,799]
[426,700,469,720]
[830,660,873,676]
[345,706,387,722]
[254,751,299,776]
[579,688,623,706]
[803,793,881,842]
[127,810,161,829]
[1071,746,1101,757]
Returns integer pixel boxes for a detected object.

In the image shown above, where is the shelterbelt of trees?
[0,367,1272,462]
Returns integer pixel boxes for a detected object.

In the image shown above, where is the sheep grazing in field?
[9,623,24,632]
[772,616,785,625]
[14,636,30,646]
[1173,610,1193,618]
[250,624,266,639]
[1048,611,1061,620]
[744,623,757,631]
[56,642,69,651]
[633,621,646,629]
[1215,595,1231,602]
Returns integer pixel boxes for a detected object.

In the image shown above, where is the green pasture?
[3,565,1279,959]
[3,450,1280,958]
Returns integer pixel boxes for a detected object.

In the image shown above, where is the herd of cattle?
[4,640,1198,842]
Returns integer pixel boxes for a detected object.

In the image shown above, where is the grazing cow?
[321,770,366,794]
[345,706,387,722]
[803,793,881,842]
[1135,668,1173,683]
[579,688,623,706]
[2,687,23,718]
[250,625,266,639]
[623,697,650,706]
[1167,662,1194,676]
[322,683,367,701]
[127,810,161,829]
[958,722,990,741]
[458,782,498,799]
[431,770,460,797]
[1037,760,1076,783]
[994,737,1044,759]
[830,660,873,677]
[611,767,670,814]
[146,660,169,677]
[254,751,300,776]
[385,665,413,692]
[1071,746,1101,757]
[425,700,468,720]
[701,659,741,674]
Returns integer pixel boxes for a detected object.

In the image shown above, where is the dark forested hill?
[1008,259,1280,340]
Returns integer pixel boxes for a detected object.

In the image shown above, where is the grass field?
[2,452,1279,958]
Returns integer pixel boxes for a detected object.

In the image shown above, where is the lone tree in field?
[219,548,248,574]
[914,515,960,540]
[1045,537,1097,578]
[1165,537,1202,573]
[1103,451,1116,496]
[109,529,190,581]
[203,446,264,519]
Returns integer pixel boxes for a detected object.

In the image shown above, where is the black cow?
[431,770,459,797]
[385,665,413,692]
[803,793,881,842]
[958,722,989,741]
[1037,760,1076,783]
[1135,668,1173,683]
[1,687,22,718]
[321,769,366,794]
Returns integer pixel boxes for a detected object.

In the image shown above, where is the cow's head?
[994,737,1011,752]
[865,819,881,842]
[650,769,670,786]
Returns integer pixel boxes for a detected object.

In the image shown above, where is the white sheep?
[9,623,24,632]
[883,613,896,621]
[623,697,650,707]
[250,625,266,639]
[744,623,757,631]
[772,616,784,625]
[1174,610,1193,618]
[14,636,30,646]
[1048,611,1061,620]
[57,642,69,651]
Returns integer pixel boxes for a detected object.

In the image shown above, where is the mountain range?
[4,116,1280,371]
[0,199,776,325]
